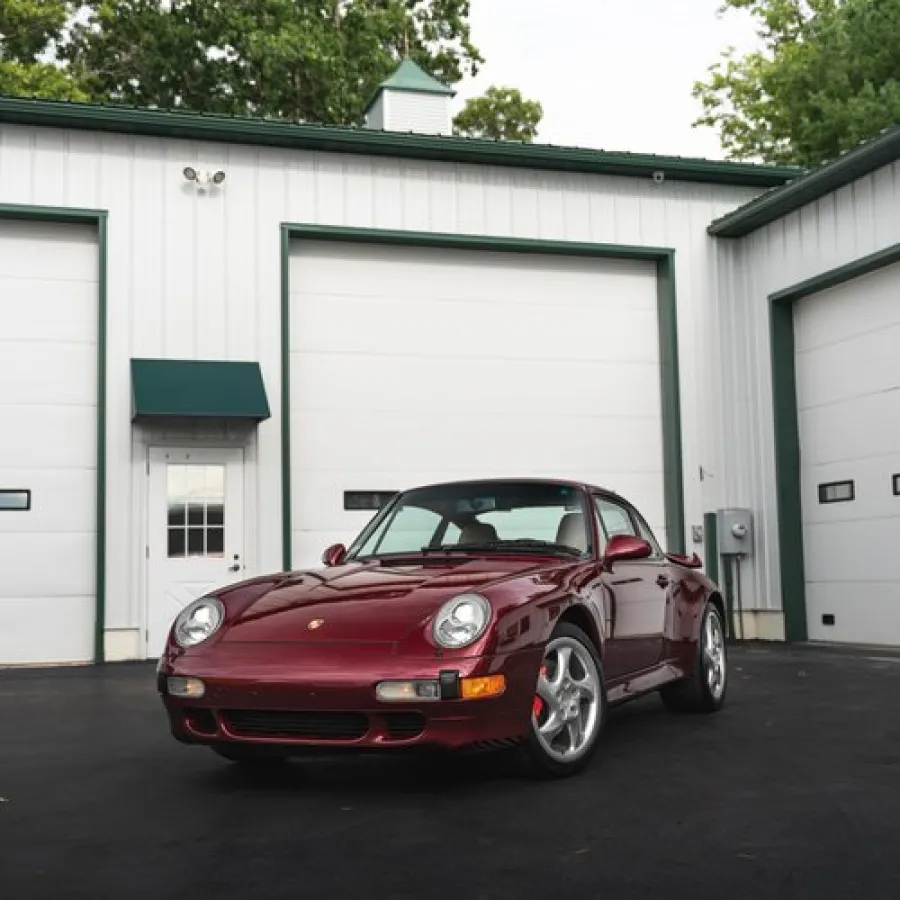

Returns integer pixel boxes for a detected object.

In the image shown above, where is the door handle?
[656,575,670,588]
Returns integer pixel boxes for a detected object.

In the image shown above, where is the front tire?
[660,602,728,714]
[518,622,607,779]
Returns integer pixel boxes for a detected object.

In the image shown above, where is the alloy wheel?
[703,609,727,700]
[532,636,603,763]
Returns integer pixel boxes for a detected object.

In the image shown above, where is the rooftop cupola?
[363,58,455,136]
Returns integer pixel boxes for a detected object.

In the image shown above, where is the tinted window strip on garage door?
[817,480,855,504]
[0,489,31,511]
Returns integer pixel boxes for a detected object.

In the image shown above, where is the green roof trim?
[709,125,900,238]
[0,95,800,188]
[379,59,455,97]
[130,358,271,422]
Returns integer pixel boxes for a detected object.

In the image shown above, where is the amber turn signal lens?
[460,674,506,700]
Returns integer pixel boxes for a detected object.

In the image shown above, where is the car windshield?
[345,481,591,560]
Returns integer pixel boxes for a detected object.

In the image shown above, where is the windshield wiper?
[420,540,584,558]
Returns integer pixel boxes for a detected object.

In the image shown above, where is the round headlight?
[433,593,491,649]
[173,597,225,648]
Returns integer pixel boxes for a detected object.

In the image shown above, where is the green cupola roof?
[378,58,455,96]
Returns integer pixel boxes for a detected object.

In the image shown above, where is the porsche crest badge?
[307,618,325,630]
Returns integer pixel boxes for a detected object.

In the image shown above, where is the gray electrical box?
[716,507,754,556]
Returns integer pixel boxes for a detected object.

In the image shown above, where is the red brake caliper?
[533,665,548,718]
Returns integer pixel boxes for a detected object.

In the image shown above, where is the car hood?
[219,557,551,644]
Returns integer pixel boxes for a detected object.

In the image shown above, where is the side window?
[594,496,637,539]
[631,508,664,557]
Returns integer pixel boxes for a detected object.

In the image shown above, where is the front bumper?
[158,642,542,753]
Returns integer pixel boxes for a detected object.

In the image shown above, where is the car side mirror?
[665,551,703,569]
[322,543,347,567]
[603,534,652,569]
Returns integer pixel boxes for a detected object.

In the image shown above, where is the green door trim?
[0,203,109,663]
[279,224,685,571]
[769,239,900,642]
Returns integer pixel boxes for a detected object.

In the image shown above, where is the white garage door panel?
[806,584,900,646]
[0,533,95,596]
[0,221,98,665]
[795,323,900,412]
[0,343,95,406]
[803,519,900,584]
[795,261,900,351]
[291,354,661,418]
[796,263,900,646]
[0,220,97,278]
[0,276,96,344]
[799,392,900,466]
[293,410,663,474]
[290,241,666,569]
[295,291,659,363]
[1,407,95,469]
[0,598,94,665]
[0,470,95,534]
[802,455,900,525]
[297,244,656,309]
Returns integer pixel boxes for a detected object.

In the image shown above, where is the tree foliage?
[453,86,543,142]
[0,0,87,100]
[61,0,487,124]
[0,1,542,140]
[694,0,900,167]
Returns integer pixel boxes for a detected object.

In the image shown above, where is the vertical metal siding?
[717,160,900,615]
[0,121,760,637]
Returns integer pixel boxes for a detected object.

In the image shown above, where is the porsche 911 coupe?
[157,478,728,778]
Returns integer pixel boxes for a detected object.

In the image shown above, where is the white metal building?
[1,59,897,665]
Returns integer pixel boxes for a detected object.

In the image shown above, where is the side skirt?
[606,662,684,706]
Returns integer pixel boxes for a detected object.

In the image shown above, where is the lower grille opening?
[222,710,369,741]
[383,712,426,740]
[185,707,217,735]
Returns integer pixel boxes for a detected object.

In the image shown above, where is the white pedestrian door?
[146,447,245,658]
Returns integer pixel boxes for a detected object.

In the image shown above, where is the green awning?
[130,358,271,423]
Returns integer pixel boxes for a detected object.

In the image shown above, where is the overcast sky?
[452,0,762,160]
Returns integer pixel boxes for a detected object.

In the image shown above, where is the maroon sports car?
[157,478,728,778]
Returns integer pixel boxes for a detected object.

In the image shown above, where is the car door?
[593,494,669,680]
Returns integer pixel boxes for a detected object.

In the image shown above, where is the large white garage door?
[0,220,98,664]
[796,261,900,646]
[289,241,665,567]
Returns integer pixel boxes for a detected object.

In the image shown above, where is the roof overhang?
[130,358,271,423]
[0,96,800,189]
[708,125,900,238]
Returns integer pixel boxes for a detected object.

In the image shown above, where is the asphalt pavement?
[1,643,899,900]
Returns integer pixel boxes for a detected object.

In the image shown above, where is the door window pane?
[166,463,227,558]
[595,497,637,538]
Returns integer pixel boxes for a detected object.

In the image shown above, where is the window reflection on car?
[347,481,591,560]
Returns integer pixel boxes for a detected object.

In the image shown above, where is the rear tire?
[518,622,607,779]
[660,602,727,714]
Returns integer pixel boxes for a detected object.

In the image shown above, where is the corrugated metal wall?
[715,160,900,618]
[0,121,760,641]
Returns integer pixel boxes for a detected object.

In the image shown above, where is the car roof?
[398,477,633,505]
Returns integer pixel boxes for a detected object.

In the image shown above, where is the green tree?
[693,0,900,167]
[453,85,543,141]
[0,0,86,100]
[63,0,487,124]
